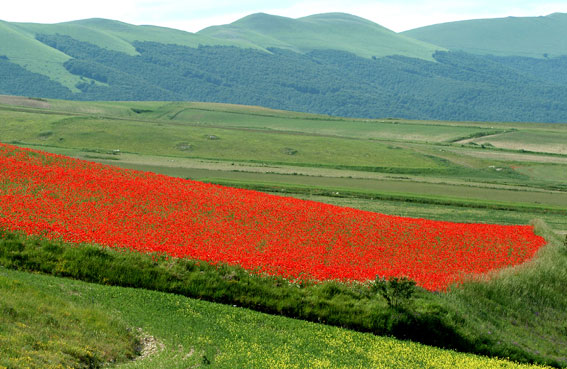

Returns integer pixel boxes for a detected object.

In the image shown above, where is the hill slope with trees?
[1,14,567,122]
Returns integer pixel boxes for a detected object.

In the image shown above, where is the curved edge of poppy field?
[0,143,549,291]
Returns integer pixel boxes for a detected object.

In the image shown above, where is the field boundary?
[203,179,567,216]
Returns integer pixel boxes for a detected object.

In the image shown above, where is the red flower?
[0,143,547,290]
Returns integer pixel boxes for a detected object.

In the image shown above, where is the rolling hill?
[199,12,443,60]
[0,18,247,91]
[0,12,442,92]
[1,13,567,122]
[403,12,567,58]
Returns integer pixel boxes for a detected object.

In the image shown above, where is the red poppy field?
[0,143,547,290]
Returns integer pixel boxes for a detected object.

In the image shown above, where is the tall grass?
[439,220,567,366]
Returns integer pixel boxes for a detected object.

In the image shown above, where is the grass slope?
[0,258,556,368]
[199,12,443,60]
[403,13,567,58]
[14,18,250,55]
[0,270,138,368]
[443,221,567,367]
[0,17,254,90]
[0,21,80,91]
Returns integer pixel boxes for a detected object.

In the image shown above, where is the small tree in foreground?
[373,276,417,310]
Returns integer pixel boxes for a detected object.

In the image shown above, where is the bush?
[372,276,417,310]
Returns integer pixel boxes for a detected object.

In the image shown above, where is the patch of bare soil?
[458,136,567,155]
[135,328,165,361]
[490,142,567,155]
[0,95,51,109]
[450,148,567,164]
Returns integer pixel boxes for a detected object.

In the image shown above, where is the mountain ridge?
[199,12,443,60]
[403,12,567,58]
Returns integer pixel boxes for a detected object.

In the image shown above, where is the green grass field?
[0,267,554,369]
[0,269,138,368]
[156,105,512,143]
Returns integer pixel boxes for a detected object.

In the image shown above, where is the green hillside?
[0,12,442,92]
[0,17,250,90]
[0,20,80,91]
[199,12,443,60]
[403,13,567,58]
[1,267,552,369]
[14,18,249,55]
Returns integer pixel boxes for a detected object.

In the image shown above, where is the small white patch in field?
[134,328,165,361]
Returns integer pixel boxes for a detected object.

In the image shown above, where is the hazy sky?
[3,0,567,32]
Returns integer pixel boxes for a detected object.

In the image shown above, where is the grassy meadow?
[0,269,138,369]
[1,266,552,369]
[1,95,567,368]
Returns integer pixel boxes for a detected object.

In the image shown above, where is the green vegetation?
[0,225,565,367]
[199,12,442,60]
[13,18,241,56]
[0,17,250,92]
[0,268,138,368]
[0,267,550,369]
[0,113,445,170]
[444,221,567,366]
[3,14,567,122]
[372,276,417,310]
[39,35,567,122]
[0,57,73,98]
[0,20,80,91]
[162,104,509,142]
[403,13,567,58]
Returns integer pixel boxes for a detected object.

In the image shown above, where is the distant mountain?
[199,12,443,60]
[403,13,567,58]
[1,13,567,123]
